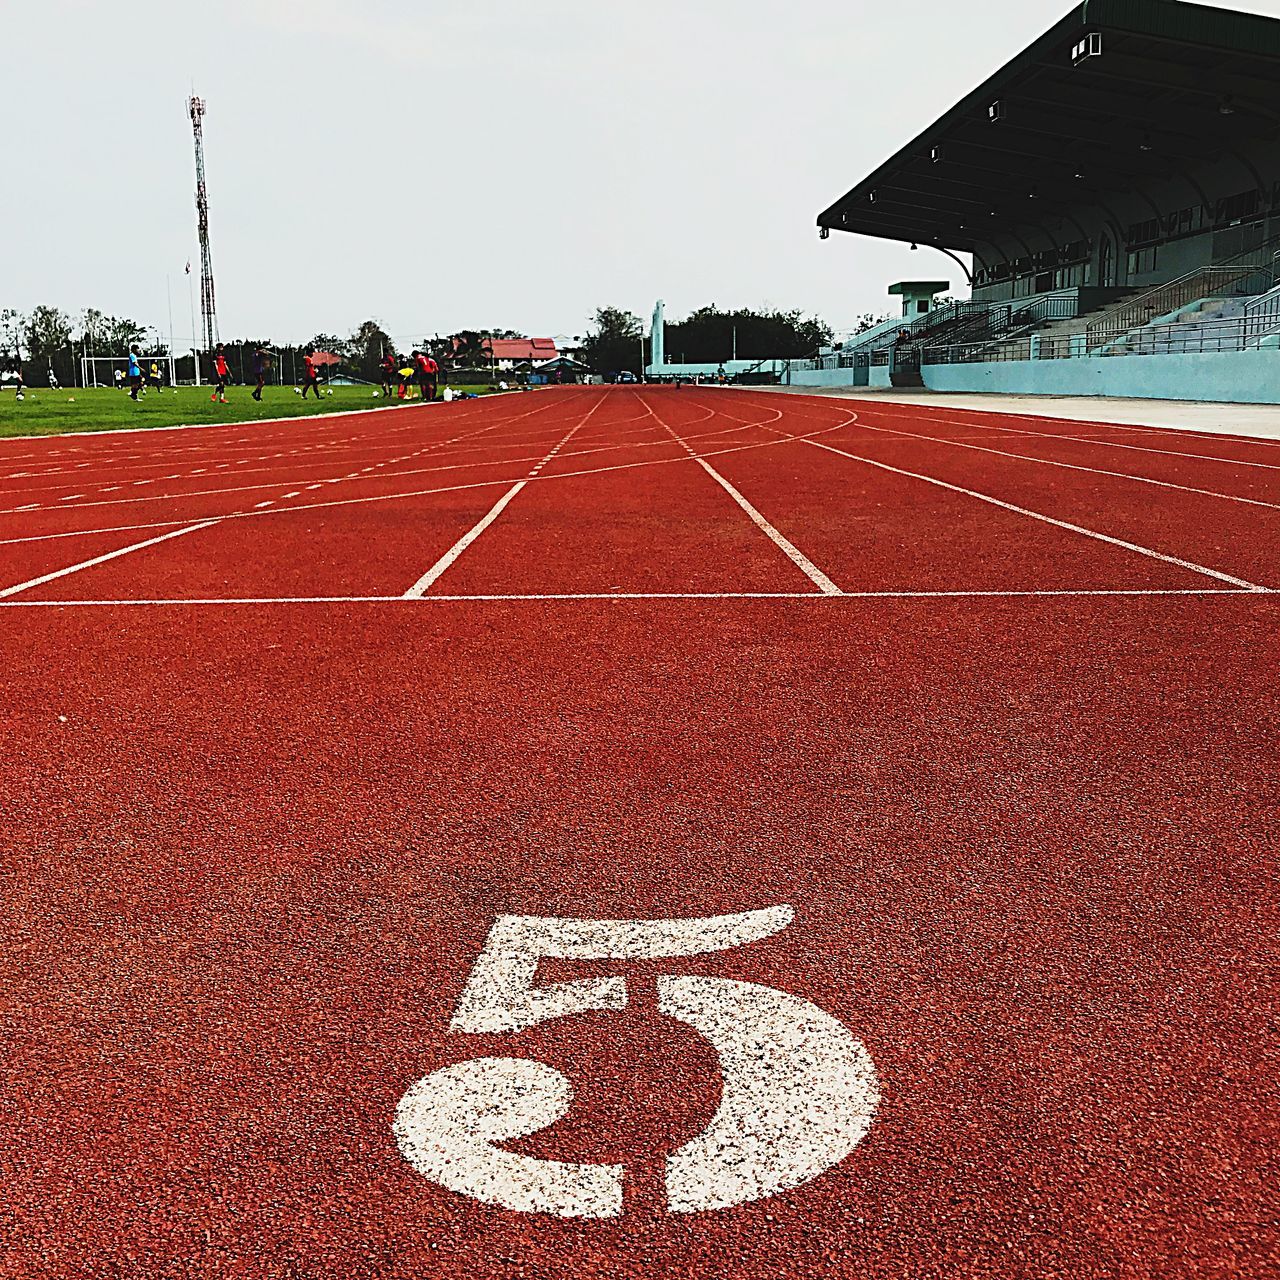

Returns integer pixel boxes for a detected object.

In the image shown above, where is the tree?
[448,331,489,367]
[347,319,393,381]
[23,305,76,362]
[850,312,892,337]
[582,306,643,376]
[0,308,23,358]
[662,306,832,364]
[308,333,345,355]
[80,309,149,355]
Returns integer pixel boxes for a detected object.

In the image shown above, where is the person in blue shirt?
[127,346,143,401]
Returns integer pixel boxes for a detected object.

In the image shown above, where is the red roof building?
[485,338,558,368]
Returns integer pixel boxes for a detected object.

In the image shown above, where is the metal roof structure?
[817,0,1280,252]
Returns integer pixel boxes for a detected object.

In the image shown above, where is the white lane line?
[799,437,1269,592]
[403,394,609,598]
[845,418,1280,511]
[905,404,1280,451]
[0,422,853,549]
[0,588,1267,608]
[650,396,842,596]
[0,522,219,600]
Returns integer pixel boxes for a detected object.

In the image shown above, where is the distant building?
[485,338,559,370]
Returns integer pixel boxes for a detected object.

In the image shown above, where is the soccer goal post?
[80,353,178,390]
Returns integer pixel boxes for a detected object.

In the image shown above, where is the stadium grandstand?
[802,0,1280,403]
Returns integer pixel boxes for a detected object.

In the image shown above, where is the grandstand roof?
[818,0,1280,252]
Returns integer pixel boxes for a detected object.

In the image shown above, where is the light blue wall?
[648,359,788,378]
[789,367,893,389]
[922,350,1280,404]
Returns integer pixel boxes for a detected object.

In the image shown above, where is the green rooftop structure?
[888,282,950,318]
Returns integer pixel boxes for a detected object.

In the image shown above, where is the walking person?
[251,345,270,401]
[210,343,230,404]
[300,348,322,399]
[127,345,144,401]
[379,350,396,400]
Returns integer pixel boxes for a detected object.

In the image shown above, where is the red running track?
[1,387,1276,1279]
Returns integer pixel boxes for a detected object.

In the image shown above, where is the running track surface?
[1,387,1275,1279]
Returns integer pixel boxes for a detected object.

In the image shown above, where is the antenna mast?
[188,95,219,359]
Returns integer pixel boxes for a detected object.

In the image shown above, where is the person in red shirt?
[413,349,438,402]
[210,343,230,404]
[301,349,321,399]
[380,350,396,400]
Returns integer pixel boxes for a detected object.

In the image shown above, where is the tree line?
[0,304,538,388]
[582,304,833,376]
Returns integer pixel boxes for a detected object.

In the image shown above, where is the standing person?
[47,364,60,391]
[379,349,396,400]
[414,349,438,402]
[300,348,321,399]
[210,343,230,404]
[127,345,144,401]
[251,345,270,401]
[9,350,25,401]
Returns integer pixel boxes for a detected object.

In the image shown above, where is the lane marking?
[649,396,841,596]
[842,417,1280,511]
[797,437,1269,591]
[909,413,1280,472]
[0,588,1265,607]
[403,395,610,598]
[395,905,877,1218]
[727,386,1280,450]
[693,392,1273,593]
[0,522,220,600]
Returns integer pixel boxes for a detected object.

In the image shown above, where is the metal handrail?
[1087,231,1280,347]
[1245,280,1280,342]
[924,311,1280,364]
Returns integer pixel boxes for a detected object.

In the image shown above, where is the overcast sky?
[4,0,1278,347]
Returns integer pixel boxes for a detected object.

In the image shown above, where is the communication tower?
[188,96,219,359]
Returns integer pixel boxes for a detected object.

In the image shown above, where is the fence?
[924,311,1280,364]
[1086,232,1280,348]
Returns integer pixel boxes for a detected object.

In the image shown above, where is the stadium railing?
[922,311,1280,364]
[1086,233,1280,349]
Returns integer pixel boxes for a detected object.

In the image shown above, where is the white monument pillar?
[651,299,666,373]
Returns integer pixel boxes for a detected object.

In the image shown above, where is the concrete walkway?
[757,385,1280,440]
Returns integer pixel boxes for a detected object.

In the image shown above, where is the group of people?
[380,349,439,402]
[214,344,325,403]
[115,348,167,399]
[5,342,450,406]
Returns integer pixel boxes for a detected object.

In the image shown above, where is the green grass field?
[0,384,501,439]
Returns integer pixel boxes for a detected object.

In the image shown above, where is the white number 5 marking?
[393,905,879,1218]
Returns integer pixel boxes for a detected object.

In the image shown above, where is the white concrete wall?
[922,350,1280,404]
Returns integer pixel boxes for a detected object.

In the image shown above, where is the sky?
[3,0,1279,348]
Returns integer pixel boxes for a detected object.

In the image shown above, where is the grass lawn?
[0,384,502,439]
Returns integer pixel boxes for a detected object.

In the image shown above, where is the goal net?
[80,354,178,389]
